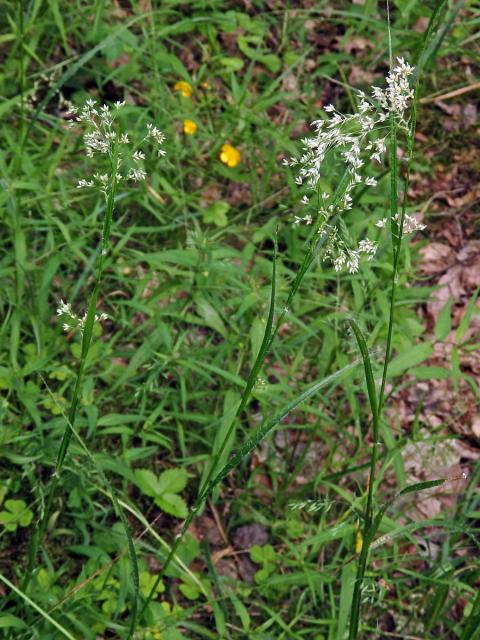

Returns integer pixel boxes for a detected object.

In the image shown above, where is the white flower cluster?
[372,57,414,117]
[376,212,426,234]
[285,58,418,274]
[69,99,166,194]
[56,299,108,333]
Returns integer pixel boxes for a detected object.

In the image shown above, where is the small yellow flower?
[174,81,193,98]
[183,119,197,135]
[220,143,240,168]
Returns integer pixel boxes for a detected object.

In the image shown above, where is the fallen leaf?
[420,242,456,276]
[232,523,268,550]
[342,36,371,55]
[348,66,375,85]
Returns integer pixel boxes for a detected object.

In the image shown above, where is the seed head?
[287,57,417,273]
[71,98,166,193]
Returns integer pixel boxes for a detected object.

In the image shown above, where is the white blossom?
[77,179,94,188]
[145,123,166,145]
[288,57,416,271]
[57,299,109,333]
[127,167,147,182]
[72,98,166,194]
[132,150,145,162]
[376,213,425,236]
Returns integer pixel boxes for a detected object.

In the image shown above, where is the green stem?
[22,139,120,592]
[348,2,448,636]
[141,172,352,613]
[348,110,403,640]
[10,0,27,370]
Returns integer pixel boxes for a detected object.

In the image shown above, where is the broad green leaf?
[180,581,201,600]
[250,317,265,367]
[250,544,275,564]
[0,614,27,630]
[139,571,165,599]
[260,53,281,73]
[134,469,161,498]
[156,494,188,519]
[220,57,244,71]
[156,51,191,80]
[202,201,229,227]
[36,569,53,590]
[0,499,33,531]
[157,468,188,495]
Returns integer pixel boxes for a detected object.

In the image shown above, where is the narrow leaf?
[434,298,453,341]
[348,319,378,420]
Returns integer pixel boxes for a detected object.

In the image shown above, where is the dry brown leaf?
[420,242,456,276]
[342,36,371,54]
[232,523,268,550]
[348,66,375,85]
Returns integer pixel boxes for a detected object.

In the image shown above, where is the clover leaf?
[202,201,229,227]
[0,499,33,532]
[250,544,277,584]
[135,467,188,518]
[139,571,164,599]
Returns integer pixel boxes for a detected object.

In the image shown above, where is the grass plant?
[0,1,478,638]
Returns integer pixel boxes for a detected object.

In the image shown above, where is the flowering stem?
[348,109,398,640]
[141,174,352,612]
[23,137,120,592]
[348,3,447,637]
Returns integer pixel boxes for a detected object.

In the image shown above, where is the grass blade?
[0,573,76,640]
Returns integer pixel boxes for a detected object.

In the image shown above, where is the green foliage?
[135,468,189,518]
[0,0,478,638]
[202,201,230,227]
[250,544,278,583]
[0,499,33,532]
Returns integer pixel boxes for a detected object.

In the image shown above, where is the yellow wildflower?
[183,119,197,135]
[220,143,240,168]
[174,81,193,98]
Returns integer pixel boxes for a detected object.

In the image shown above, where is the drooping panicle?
[287,58,422,273]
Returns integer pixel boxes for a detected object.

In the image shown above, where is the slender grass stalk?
[23,137,121,593]
[348,2,448,637]
[0,573,76,640]
[142,172,352,611]
[10,0,27,370]
[142,357,361,615]
[35,376,140,638]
